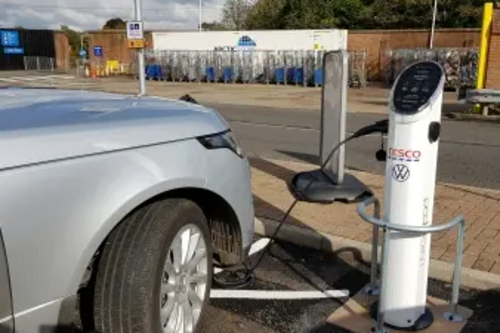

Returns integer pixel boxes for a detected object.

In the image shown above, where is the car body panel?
[0,230,14,333]
[0,89,228,170]
[0,140,209,313]
[205,149,254,249]
[0,88,255,332]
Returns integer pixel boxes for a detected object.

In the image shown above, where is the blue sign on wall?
[0,31,20,47]
[94,46,103,57]
[3,47,24,55]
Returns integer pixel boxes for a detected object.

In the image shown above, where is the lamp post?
[429,0,438,48]
[134,0,146,95]
[199,0,203,31]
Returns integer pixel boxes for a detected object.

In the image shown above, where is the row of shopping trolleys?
[143,64,326,87]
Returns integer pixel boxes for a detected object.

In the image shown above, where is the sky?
[1,0,225,31]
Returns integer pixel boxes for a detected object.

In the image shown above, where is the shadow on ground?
[268,151,371,174]
[7,158,499,333]
[211,157,500,333]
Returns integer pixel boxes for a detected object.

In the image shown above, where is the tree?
[211,0,485,31]
[365,0,483,30]
[60,25,88,60]
[245,0,287,29]
[202,21,229,31]
[221,0,253,30]
[102,18,126,30]
[245,0,368,30]
[242,0,484,30]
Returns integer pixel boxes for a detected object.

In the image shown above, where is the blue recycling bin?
[223,67,233,83]
[314,69,323,86]
[294,68,304,85]
[145,64,160,80]
[275,68,285,83]
[156,65,166,80]
[144,65,151,79]
[286,67,295,83]
[152,65,160,80]
[206,66,215,82]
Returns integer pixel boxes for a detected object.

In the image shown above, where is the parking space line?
[210,289,350,299]
[211,237,350,300]
[248,237,271,256]
[214,237,270,274]
[44,75,76,80]
[9,76,42,81]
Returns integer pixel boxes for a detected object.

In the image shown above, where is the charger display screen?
[392,62,443,115]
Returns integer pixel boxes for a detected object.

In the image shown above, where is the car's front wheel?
[93,198,213,333]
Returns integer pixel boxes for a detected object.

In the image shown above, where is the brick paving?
[250,157,500,274]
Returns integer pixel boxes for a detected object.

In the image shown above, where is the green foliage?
[102,18,126,30]
[60,25,88,61]
[217,0,487,30]
[202,21,229,31]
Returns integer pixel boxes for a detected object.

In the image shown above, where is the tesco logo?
[389,148,421,161]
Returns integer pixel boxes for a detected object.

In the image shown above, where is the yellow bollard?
[474,2,494,114]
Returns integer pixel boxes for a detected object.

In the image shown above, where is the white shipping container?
[152,29,347,51]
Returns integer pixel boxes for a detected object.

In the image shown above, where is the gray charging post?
[290,50,370,203]
[320,50,347,184]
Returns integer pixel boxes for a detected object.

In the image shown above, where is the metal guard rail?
[357,196,466,333]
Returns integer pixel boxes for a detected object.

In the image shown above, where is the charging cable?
[176,93,389,287]
[212,119,389,288]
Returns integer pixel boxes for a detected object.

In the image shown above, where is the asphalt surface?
[201,237,500,333]
[206,103,500,190]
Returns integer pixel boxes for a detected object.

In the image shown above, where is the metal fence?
[349,49,367,88]
[128,49,367,88]
[383,47,479,90]
[23,56,55,71]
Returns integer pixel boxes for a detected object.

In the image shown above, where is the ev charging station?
[291,50,371,204]
[184,49,466,331]
[358,60,466,332]
[289,54,466,332]
[380,61,444,329]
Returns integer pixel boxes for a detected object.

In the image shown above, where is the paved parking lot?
[201,237,500,333]
[2,74,499,332]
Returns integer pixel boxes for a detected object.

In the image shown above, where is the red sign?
[389,148,421,161]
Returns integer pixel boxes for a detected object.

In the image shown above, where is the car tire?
[93,198,213,333]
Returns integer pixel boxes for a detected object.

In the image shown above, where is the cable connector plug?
[353,119,388,138]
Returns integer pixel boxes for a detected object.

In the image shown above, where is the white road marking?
[0,75,77,83]
[248,237,271,256]
[0,78,18,83]
[9,76,43,81]
[214,237,270,274]
[44,75,76,80]
[210,289,350,299]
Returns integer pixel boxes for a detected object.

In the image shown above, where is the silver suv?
[0,88,255,333]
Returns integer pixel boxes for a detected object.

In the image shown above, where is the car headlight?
[197,130,245,158]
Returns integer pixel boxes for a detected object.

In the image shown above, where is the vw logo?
[392,164,410,182]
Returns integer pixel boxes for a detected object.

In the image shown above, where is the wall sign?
[4,47,24,55]
[93,46,103,57]
[126,21,144,40]
[0,30,20,47]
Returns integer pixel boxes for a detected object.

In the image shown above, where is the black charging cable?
[212,119,389,288]
[177,94,390,288]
